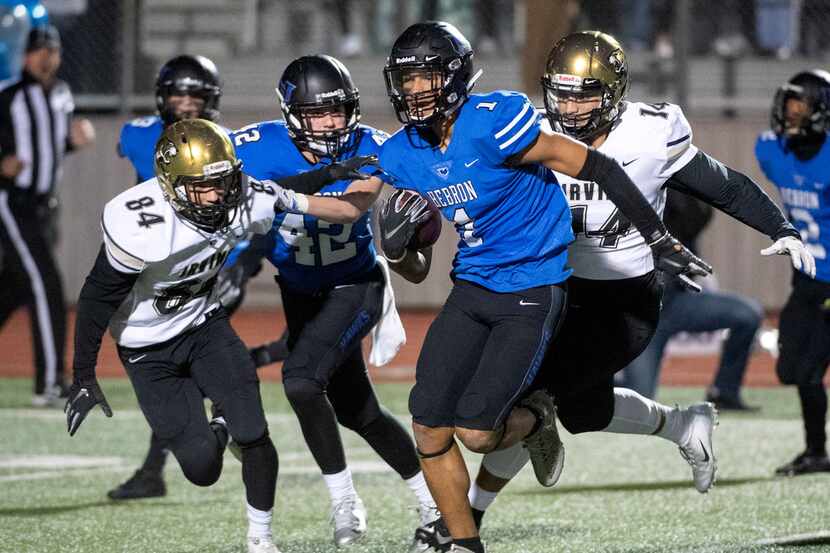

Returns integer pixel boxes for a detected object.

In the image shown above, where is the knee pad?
[171,435,223,487]
[283,375,325,407]
[777,358,825,386]
[556,386,614,435]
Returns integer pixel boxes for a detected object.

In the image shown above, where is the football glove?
[760,236,816,278]
[272,184,309,214]
[65,377,112,436]
[650,233,713,293]
[379,189,432,261]
[323,154,379,182]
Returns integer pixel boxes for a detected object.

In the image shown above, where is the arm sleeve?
[72,244,139,380]
[274,166,340,195]
[576,148,668,244]
[665,149,799,241]
[475,93,542,164]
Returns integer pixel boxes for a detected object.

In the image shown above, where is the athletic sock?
[603,387,686,444]
[246,503,273,539]
[405,471,435,507]
[323,467,357,505]
[467,482,498,513]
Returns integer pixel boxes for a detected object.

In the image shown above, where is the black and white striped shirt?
[0,70,74,198]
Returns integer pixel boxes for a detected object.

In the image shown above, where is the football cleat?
[677,402,718,493]
[247,535,282,553]
[411,509,452,552]
[107,469,166,500]
[331,494,367,547]
[775,451,830,476]
[521,390,565,487]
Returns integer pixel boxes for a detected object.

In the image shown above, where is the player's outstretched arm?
[274,175,385,224]
[666,150,815,277]
[66,245,139,436]
[273,154,379,195]
[516,129,714,291]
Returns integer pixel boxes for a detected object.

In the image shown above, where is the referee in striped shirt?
[0,25,94,406]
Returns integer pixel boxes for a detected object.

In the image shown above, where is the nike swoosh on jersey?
[519,299,541,306]
[622,158,639,167]
[464,159,480,168]
[128,354,148,363]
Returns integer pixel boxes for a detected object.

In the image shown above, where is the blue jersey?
[755,131,830,282]
[118,115,164,183]
[378,91,573,292]
[231,121,384,293]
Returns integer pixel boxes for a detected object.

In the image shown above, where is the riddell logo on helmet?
[317,89,345,101]
[396,56,417,63]
[554,74,583,85]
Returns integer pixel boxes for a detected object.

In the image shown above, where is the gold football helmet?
[541,31,628,142]
[153,118,242,230]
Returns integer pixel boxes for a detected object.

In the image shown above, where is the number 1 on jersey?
[453,207,482,247]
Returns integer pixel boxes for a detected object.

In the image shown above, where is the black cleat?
[411,516,452,552]
[107,469,166,500]
[775,451,830,476]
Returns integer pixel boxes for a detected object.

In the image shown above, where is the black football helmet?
[155,55,222,126]
[383,21,478,127]
[771,69,830,138]
[276,55,361,159]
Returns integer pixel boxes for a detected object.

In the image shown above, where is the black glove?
[276,154,380,195]
[379,189,432,261]
[64,377,113,436]
[650,233,713,293]
[324,154,379,181]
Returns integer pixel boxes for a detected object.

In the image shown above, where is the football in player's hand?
[410,194,441,249]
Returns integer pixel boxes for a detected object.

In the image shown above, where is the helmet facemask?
[169,160,243,232]
[384,55,472,127]
[157,78,221,125]
[281,94,360,160]
[542,74,617,142]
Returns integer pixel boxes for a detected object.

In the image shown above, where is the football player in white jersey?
[461,31,816,528]
[64,119,376,553]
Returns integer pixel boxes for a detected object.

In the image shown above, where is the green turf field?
[1,377,829,553]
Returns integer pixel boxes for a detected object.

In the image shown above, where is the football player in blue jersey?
[425,31,811,537]
[230,55,441,551]
[756,70,830,476]
[118,55,222,183]
[374,22,712,553]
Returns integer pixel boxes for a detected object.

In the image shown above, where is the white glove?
[272,184,309,214]
[760,236,816,278]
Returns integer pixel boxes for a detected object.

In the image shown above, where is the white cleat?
[521,390,565,487]
[450,543,486,552]
[677,402,719,493]
[247,535,282,553]
[332,494,367,547]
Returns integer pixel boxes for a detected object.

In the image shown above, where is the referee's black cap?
[26,25,61,53]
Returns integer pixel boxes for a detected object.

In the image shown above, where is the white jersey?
[101,177,276,347]
[551,101,698,280]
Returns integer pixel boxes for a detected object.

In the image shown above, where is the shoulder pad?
[101,180,171,270]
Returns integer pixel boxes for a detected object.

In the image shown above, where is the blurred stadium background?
[39,0,830,310]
